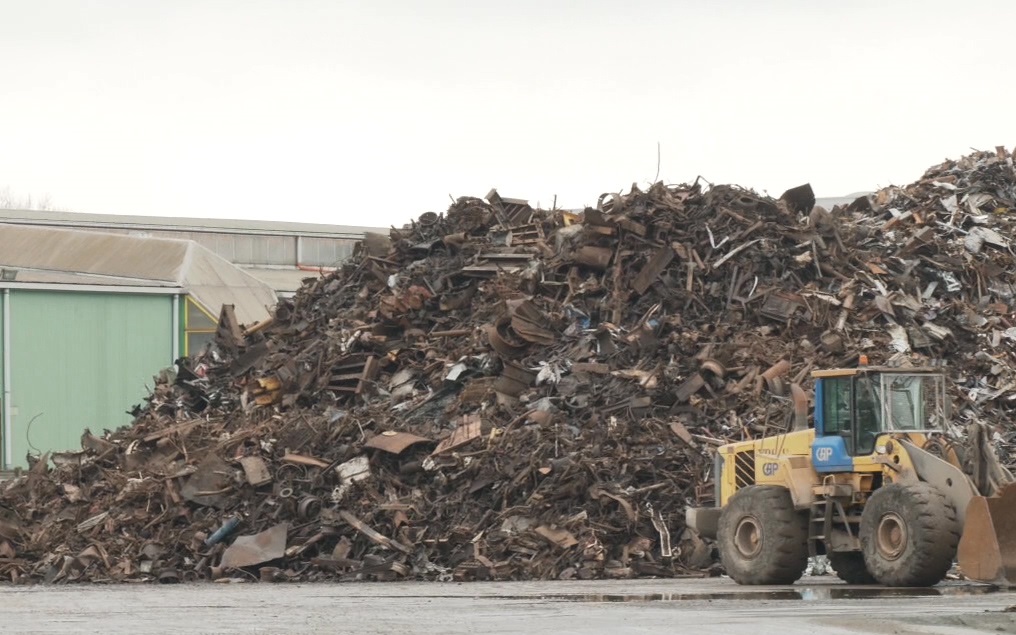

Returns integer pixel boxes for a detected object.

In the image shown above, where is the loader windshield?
[878,373,949,432]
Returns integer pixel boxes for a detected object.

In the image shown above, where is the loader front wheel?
[829,551,876,585]
[718,485,809,585]
[860,482,960,587]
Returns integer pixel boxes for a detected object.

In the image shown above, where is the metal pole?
[172,293,180,363]
[3,289,12,469]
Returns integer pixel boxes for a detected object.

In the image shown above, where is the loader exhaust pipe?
[790,383,808,431]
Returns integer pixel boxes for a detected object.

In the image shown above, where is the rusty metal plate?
[239,456,272,487]
[180,453,233,509]
[221,523,289,570]
[432,416,483,456]
[364,431,431,455]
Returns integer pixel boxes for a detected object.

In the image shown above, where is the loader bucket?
[957,483,1016,586]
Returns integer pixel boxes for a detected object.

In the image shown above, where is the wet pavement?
[476,583,1004,603]
[3,577,1016,634]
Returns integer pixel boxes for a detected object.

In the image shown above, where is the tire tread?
[718,485,809,585]
[860,482,959,587]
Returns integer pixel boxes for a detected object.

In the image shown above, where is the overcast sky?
[0,0,1012,227]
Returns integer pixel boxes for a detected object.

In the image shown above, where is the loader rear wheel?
[718,485,809,585]
[829,552,876,585]
[860,482,960,587]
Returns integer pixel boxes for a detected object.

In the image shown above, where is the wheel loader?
[685,363,1016,587]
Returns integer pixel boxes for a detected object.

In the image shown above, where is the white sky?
[0,0,1012,226]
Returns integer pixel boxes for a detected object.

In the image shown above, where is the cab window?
[822,377,852,437]
[854,375,882,455]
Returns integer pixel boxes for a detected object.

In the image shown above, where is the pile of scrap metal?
[2,146,1016,584]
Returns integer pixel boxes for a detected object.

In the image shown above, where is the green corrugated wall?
[0,294,4,469]
[4,290,174,468]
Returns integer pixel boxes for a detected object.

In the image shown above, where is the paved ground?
[2,577,1015,634]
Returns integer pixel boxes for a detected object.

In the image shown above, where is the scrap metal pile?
[2,147,1016,584]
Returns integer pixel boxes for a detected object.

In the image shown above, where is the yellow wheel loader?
[686,364,1016,587]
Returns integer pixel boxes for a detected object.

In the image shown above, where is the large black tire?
[829,551,877,585]
[718,485,809,585]
[860,482,960,587]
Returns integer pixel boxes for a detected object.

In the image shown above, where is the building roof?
[240,267,322,295]
[0,208,388,239]
[0,224,277,324]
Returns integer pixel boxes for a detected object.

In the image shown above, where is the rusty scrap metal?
[5,149,1016,584]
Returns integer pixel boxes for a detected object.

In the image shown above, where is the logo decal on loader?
[815,447,833,461]
[762,462,779,476]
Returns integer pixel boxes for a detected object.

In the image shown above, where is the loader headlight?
[876,444,888,454]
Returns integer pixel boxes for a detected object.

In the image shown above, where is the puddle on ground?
[495,585,1002,603]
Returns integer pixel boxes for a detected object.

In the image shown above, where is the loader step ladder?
[808,480,855,557]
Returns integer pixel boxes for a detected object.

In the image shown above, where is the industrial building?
[0,208,387,298]
[0,209,384,470]
[0,210,387,471]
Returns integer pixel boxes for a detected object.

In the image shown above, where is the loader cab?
[811,367,950,472]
